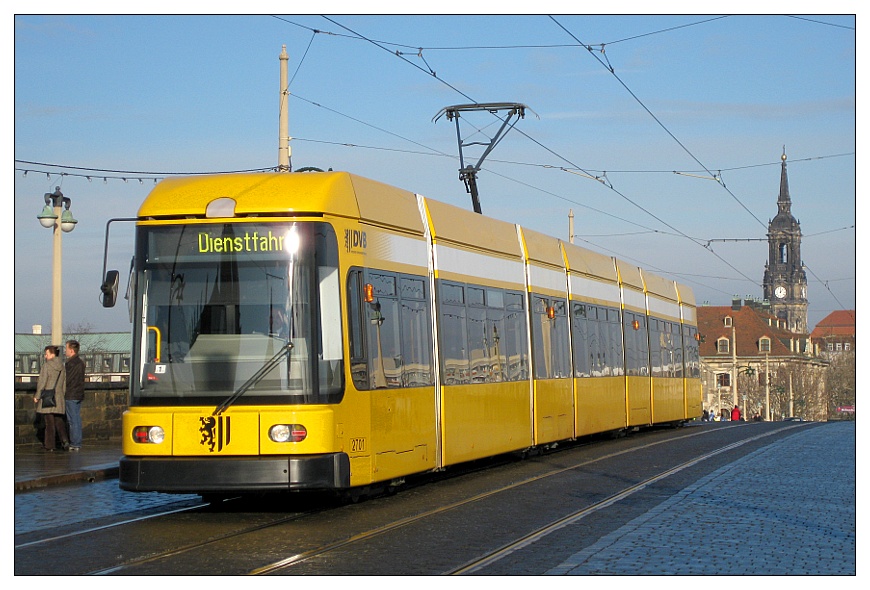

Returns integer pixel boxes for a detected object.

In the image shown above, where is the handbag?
[40,372,61,409]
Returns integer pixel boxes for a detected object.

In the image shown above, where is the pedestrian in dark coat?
[34,345,69,451]
[64,339,85,450]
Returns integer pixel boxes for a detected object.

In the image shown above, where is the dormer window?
[759,337,771,353]
[724,316,732,327]
[717,337,730,354]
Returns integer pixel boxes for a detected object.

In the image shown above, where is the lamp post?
[36,187,77,346]
[765,352,771,421]
[731,325,738,406]
[734,364,755,420]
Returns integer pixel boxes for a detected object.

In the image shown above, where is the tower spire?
[778,146,791,214]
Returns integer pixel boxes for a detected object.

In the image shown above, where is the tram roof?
[139,172,424,234]
[137,171,696,307]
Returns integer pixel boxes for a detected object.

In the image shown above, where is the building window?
[717,337,730,354]
[724,316,732,327]
[836,342,843,351]
[759,337,771,353]
[845,342,851,351]
[779,243,787,263]
[716,373,731,387]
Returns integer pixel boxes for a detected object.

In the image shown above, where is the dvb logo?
[344,229,367,252]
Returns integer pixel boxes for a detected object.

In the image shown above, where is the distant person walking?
[34,345,70,451]
[64,339,85,451]
[731,405,742,422]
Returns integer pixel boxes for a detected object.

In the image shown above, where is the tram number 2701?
[351,438,366,452]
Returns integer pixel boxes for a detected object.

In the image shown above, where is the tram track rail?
[15,503,204,550]
[446,422,811,575]
[14,422,813,576]
[249,422,812,575]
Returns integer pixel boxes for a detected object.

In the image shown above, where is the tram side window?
[673,322,684,379]
[583,306,598,377]
[467,287,488,383]
[682,325,700,379]
[665,321,679,378]
[368,273,401,388]
[347,270,368,390]
[624,312,649,376]
[349,269,433,390]
[649,319,662,377]
[571,303,591,378]
[596,306,611,376]
[608,307,625,376]
[486,288,507,383]
[399,276,432,387]
[531,295,570,379]
[503,292,528,381]
[440,282,469,385]
[438,281,528,384]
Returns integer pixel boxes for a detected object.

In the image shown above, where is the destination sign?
[197,230,285,253]
[144,223,301,262]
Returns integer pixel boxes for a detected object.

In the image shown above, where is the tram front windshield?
[131,221,343,406]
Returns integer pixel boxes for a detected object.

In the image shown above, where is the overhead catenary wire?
[22,16,853,307]
[15,150,855,187]
[22,15,846,291]
[275,14,733,53]
[316,17,772,284]
[548,15,768,231]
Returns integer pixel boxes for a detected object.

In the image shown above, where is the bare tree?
[65,322,111,355]
[825,350,856,421]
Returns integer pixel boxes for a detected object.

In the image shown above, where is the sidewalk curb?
[15,463,120,493]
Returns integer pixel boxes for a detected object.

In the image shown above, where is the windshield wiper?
[212,341,293,416]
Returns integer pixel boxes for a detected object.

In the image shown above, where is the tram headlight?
[133,426,165,444]
[269,424,307,443]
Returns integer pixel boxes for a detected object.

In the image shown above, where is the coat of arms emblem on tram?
[199,416,231,452]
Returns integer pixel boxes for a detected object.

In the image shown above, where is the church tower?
[763,148,808,333]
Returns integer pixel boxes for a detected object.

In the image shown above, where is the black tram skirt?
[120,453,350,493]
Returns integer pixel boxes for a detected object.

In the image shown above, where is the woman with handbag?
[33,345,70,451]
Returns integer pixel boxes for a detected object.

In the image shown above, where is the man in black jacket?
[64,340,85,451]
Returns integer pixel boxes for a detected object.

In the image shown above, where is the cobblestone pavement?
[14,440,201,536]
[545,421,856,575]
[14,479,202,536]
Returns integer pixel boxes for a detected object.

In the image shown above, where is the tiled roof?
[810,310,856,339]
[698,306,806,358]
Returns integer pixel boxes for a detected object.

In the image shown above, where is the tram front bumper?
[119,453,350,493]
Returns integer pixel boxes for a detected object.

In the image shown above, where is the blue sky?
[12,12,857,337]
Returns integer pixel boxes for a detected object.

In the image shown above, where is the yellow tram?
[105,171,701,495]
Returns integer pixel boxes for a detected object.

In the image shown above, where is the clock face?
[775,286,787,299]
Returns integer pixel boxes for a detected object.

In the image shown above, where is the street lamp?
[765,352,771,422]
[36,187,77,346]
